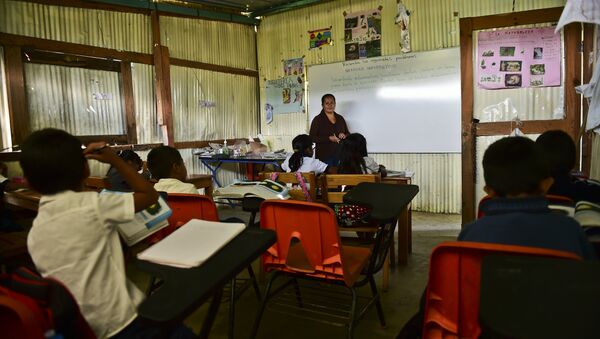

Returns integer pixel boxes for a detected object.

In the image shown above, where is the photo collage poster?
[476,26,561,89]
[344,8,382,60]
[265,75,305,116]
[309,27,333,49]
[283,58,304,76]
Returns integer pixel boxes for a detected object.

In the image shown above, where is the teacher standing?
[309,94,350,165]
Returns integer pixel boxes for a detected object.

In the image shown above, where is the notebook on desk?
[137,219,246,268]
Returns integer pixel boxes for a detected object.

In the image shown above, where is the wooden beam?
[161,46,174,147]
[23,49,121,72]
[16,0,149,14]
[470,7,564,30]
[582,23,595,176]
[0,32,153,65]
[563,23,582,168]
[475,120,571,136]
[120,62,138,144]
[77,135,128,145]
[460,17,476,226]
[4,45,30,145]
[170,58,258,78]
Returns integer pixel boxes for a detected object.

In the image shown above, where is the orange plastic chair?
[147,194,218,244]
[422,241,581,339]
[252,200,383,339]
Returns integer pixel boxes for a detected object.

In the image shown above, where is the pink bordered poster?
[476,26,561,89]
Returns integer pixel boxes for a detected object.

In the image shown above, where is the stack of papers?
[213,179,290,200]
[386,170,414,177]
[137,219,246,268]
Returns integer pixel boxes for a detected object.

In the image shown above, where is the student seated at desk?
[397,136,595,339]
[535,130,600,203]
[460,136,595,259]
[281,134,329,174]
[147,145,199,194]
[105,149,151,192]
[338,133,386,176]
[20,129,195,338]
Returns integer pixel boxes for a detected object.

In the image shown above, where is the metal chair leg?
[228,277,236,339]
[247,265,261,300]
[200,288,223,339]
[292,278,303,308]
[347,287,358,339]
[250,272,279,339]
[369,276,386,327]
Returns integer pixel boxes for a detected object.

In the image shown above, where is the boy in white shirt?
[21,129,194,338]
[147,145,198,194]
[281,134,329,174]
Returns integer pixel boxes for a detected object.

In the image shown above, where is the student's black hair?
[535,130,576,177]
[118,150,142,166]
[337,133,367,174]
[319,93,336,115]
[147,145,184,180]
[483,136,550,197]
[354,133,368,157]
[20,128,87,194]
[288,134,313,172]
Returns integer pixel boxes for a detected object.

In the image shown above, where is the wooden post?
[3,45,29,145]
[121,61,138,144]
[151,10,174,146]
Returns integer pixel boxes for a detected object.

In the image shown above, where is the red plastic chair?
[422,241,581,339]
[0,267,96,339]
[252,200,383,339]
[147,194,218,243]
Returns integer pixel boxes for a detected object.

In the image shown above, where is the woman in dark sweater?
[309,93,350,165]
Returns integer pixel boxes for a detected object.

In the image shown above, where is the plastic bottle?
[223,139,229,155]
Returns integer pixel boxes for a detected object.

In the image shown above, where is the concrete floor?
[129,211,461,339]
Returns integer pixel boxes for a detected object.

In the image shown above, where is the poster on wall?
[344,8,382,60]
[309,27,333,49]
[477,26,561,89]
[265,75,305,115]
[283,58,304,76]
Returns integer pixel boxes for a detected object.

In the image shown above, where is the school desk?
[479,255,600,339]
[135,227,276,339]
[3,189,40,211]
[196,153,286,186]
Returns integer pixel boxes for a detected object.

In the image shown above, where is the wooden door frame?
[460,7,584,225]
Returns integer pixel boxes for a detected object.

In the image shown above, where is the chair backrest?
[321,174,381,204]
[259,171,317,201]
[148,193,219,243]
[0,267,96,339]
[260,200,365,286]
[423,241,581,339]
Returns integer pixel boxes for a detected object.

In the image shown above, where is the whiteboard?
[307,48,461,153]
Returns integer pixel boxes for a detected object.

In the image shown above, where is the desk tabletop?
[3,189,41,211]
[197,154,286,163]
[136,227,276,324]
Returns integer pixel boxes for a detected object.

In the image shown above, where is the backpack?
[0,267,95,339]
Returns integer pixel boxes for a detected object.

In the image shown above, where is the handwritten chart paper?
[265,75,305,114]
[477,27,561,90]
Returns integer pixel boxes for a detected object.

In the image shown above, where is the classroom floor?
[128,210,461,339]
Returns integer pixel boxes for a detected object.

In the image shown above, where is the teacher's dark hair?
[289,134,313,172]
[321,93,335,105]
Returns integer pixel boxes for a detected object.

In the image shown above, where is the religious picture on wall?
[477,27,561,89]
[309,27,333,49]
[265,75,305,114]
[283,58,304,76]
[344,8,382,60]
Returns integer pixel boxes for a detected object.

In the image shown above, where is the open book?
[213,179,290,200]
[574,201,600,227]
[137,219,246,268]
[102,191,172,246]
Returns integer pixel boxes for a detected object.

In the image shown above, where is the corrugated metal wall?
[0,0,151,53]
[257,0,567,213]
[591,133,600,181]
[163,15,258,184]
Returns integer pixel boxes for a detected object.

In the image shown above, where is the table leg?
[397,206,409,265]
[201,160,223,187]
[408,204,412,253]
[199,288,223,339]
[246,163,255,181]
